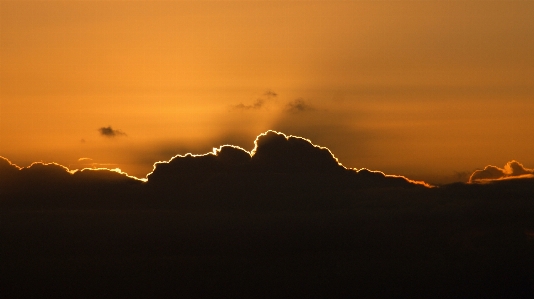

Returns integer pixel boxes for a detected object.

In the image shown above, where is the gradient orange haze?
[1,1,533,184]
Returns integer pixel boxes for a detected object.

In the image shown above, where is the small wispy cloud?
[232,90,277,111]
[98,126,127,138]
[264,90,277,98]
[287,98,314,113]
[233,99,265,110]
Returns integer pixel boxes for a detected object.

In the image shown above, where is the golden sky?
[1,0,533,184]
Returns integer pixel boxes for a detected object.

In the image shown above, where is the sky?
[1,0,533,185]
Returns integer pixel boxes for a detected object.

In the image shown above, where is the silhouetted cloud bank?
[146,131,429,209]
[3,131,534,211]
[1,131,430,210]
[2,134,534,298]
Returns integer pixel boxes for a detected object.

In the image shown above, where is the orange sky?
[1,0,533,184]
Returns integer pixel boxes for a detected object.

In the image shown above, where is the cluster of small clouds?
[233,99,266,110]
[468,160,534,183]
[232,90,314,113]
[286,98,315,113]
[232,90,277,110]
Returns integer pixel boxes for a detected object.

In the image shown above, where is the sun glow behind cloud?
[1,1,533,184]
[469,161,534,184]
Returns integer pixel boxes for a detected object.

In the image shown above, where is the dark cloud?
[147,131,345,183]
[286,98,314,113]
[145,130,429,210]
[250,131,341,172]
[98,126,127,137]
[469,160,534,183]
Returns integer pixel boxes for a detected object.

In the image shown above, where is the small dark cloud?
[98,126,127,137]
[469,160,534,183]
[287,98,314,113]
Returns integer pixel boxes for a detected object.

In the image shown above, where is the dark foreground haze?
[2,132,534,298]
